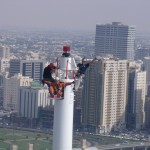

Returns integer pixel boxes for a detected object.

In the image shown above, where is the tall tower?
[52,46,77,150]
[95,22,136,60]
[82,58,128,133]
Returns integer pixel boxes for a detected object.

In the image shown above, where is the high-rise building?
[19,84,50,119]
[9,59,45,81]
[143,57,150,85]
[135,48,150,61]
[134,71,146,129]
[0,45,10,59]
[0,58,10,73]
[127,61,146,129]
[145,95,150,128]
[95,22,136,60]
[0,73,3,107]
[3,74,33,111]
[0,45,10,73]
[82,58,128,133]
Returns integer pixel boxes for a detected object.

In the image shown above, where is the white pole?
[52,84,74,150]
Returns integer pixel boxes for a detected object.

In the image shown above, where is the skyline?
[0,0,150,33]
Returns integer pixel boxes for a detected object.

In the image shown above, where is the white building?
[95,22,136,60]
[0,45,10,73]
[82,58,128,133]
[0,45,10,59]
[3,74,33,111]
[19,85,50,119]
[0,58,10,73]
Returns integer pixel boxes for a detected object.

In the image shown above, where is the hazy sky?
[0,0,149,33]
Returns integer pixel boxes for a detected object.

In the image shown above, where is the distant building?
[28,143,34,150]
[145,84,150,128]
[0,58,10,73]
[19,84,50,119]
[143,57,150,84]
[10,144,18,150]
[0,45,10,59]
[133,71,146,129]
[135,48,150,60]
[9,59,45,81]
[39,106,54,129]
[74,89,83,130]
[0,74,3,107]
[82,58,128,133]
[127,61,146,129]
[3,74,33,111]
[95,22,136,60]
[0,45,10,73]
[145,96,150,129]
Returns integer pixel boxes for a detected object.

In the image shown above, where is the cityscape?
[1,1,150,150]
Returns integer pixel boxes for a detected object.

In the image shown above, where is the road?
[99,142,150,150]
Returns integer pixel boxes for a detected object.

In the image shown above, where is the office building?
[82,58,128,133]
[19,84,50,119]
[95,22,136,60]
[3,74,33,111]
[9,59,45,81]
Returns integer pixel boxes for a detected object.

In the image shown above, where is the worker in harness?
[76,57,96,78]
[44,79,73,98]
[74,57,96,91]
[42,63,56,84]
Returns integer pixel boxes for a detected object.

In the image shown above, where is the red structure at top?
[63,46,70,52]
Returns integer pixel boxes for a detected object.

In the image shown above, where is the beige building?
[0,45,10,73]
[0,45,10,59]
[82,58,128,133]
[3,73,33,111]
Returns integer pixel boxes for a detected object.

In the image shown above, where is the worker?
[76,57,96,78]
[42,63,56,86]
[56,81,73,98]
[73,57,96,91]
[44,80,73,98]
